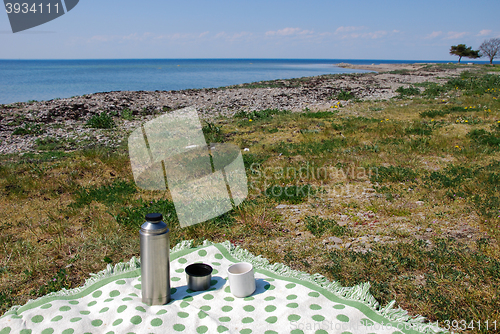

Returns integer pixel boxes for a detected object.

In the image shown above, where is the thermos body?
[140,213,171,305]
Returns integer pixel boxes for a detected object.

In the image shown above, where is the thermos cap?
[145,213,163,222]
[141,213,168,234]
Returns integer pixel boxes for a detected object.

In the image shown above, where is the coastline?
[0,63,474,155]
[335,62,433,72]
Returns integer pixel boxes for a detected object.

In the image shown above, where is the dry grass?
[1,66,499,333]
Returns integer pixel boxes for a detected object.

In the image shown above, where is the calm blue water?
[0,58,469,105]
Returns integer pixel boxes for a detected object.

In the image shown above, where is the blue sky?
[1,0,499,60]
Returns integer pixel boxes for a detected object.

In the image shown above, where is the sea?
[0,58,476,105]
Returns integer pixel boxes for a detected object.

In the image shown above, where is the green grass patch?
[234,108,291,123]
[273,138,347,156]
[121,108,134,121]
[32,269,72,297]
[370,165,417,183]
[324,238,500,323]
[467,128,500,149]
[395,86,420,97]
[86,112,116,129]
[302,111,338,119]
[305,216,348,237]
[202,121,224,143]
[70,179,137,208]
[336,90,355,101]
[12,123,44,136]
[404,121,434,136]
[35,137,67,151]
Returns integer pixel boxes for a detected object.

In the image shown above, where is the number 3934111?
[4,0,79,33]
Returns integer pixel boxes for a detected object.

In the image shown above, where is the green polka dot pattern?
[0,243,424,334]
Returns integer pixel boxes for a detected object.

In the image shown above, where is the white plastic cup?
[227,262,256,298]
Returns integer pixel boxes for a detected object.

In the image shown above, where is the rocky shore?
[0,63,470,155]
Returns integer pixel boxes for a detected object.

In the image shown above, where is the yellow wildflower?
[249,119,253,122]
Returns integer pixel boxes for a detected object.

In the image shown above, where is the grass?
[86,111,115,129]
[395,85,420,97]
[12,123,44,136]
[1,64,499,331]
[336,90,355,100]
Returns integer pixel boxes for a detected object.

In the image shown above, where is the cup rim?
[227,262,253,275]
[185,263,213,277]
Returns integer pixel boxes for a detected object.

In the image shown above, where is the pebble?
[327,244,342,250]
[1,65,465,155]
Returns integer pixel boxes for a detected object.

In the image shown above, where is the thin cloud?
[335,26,365,34]
[477,29,492,36]
[424,31,443,39]
[445,31,468,39]
[214,31,253,42]
[265,27,313,36]
[89,35,117,42]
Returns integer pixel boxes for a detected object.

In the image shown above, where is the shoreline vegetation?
[1,63,500,331]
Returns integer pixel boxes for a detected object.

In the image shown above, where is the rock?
[276,204,288,209]
[426,228,432,232]
[344,242,352,249]
[327,244,342,250]
[328,236,343,244]
[415,201,425,206]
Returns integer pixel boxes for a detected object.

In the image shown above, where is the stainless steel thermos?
[140,213,170,305]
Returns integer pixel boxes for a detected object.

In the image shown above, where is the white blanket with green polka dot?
[0,240,445,334]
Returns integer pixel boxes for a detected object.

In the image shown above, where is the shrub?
[423,83,447,97]
[86,112,115,129]
[395,86,420,97]
[202,121,224,143]
[12,123,44,135]
[121,108,134,120]
[337,90,355,100]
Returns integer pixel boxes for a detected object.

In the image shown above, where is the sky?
[0,0,499,60]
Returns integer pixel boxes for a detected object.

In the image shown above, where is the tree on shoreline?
[450,44,480,63]
[479,38,500,65]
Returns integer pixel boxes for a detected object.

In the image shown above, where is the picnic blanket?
[0,240,445,334]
